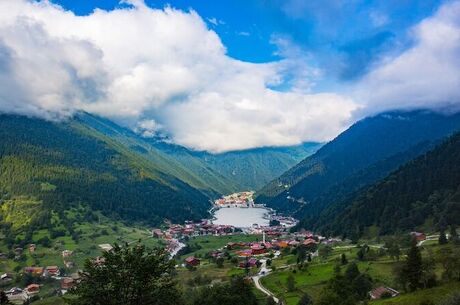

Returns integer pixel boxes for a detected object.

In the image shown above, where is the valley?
[1,111,460,305]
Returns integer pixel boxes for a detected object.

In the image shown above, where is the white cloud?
[354,1,460,115]
[0,0,359,152]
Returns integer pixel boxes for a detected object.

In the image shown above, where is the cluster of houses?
[183,231,331,269]
[153,220,236,240]
[214,191,255,207]
[3,265,78,304]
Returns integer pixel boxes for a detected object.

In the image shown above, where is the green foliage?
[66,244,182,305]
[316,262,372,305]
[257,111,460,218]
[0,114,210,230]
[189,277,258,305]
[439,231,448,245]
[287,274,296,292]
[315,131,460,237]
[297,293,313,305]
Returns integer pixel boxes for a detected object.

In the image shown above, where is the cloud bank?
[0,0,459,152]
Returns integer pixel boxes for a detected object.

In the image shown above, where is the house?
[152,229,163,238]
[65,261,75,268]
[185,256,200,267]
[98,244,113,252]
[0,273,13,284]
[236,249,252,257]
[6,288,29,304]
[303,238,318,247]
[45,266,60,277]
[28,244,36,253]
[23,267,44,276]
[62,250,73,258]
[61,277,76,290]
[410,232,426,242]
[25,284,40,295]
[370,286,399,299]
[251,244,266,255]
[239,258,259,269]
[288,240,300,247]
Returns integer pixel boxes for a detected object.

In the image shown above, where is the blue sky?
[51,0,445,83]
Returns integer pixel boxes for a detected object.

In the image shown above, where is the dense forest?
[256,110,460,217]
[0,115,210,232]
[307,132,460,237]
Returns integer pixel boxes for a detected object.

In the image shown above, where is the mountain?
[311,132,460,237]
[255,110,460,216]
[75,113,239,196]
[149,140,321,191]
[0,114,211,230]
[0,113,319,232]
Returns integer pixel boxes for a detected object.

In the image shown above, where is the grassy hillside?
[0,114,210,231]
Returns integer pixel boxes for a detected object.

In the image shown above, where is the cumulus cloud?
[354,1,460,115]
[0,0,458,153]
[0,0,358,152]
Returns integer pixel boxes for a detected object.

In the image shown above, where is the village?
[1,201,434,305]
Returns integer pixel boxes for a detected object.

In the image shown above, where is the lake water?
[212,207,270,228]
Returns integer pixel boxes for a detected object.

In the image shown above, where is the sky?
[0,0,459,152]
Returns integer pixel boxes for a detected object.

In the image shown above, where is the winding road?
[252,259,280,303]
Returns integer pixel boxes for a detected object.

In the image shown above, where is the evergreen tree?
[405,239,423,291]
[449,225,459,244]
[287,274,296,292]
[340,253,348,265]
[67,244,182,305]
[439,230,448,245]
[297,293,313,305]
[266,297,277,305]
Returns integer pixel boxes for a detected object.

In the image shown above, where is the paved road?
[252,259,280,303]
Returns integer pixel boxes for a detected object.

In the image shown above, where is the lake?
[212,207,270,228]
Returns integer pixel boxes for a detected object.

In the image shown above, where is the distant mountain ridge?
[255,110,460,218]
[0,113,320,232]
[312,131,460,237]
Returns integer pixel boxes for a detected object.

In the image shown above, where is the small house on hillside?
[44,266,60,277]
[185,256,200,267]
[370,286,399,300]
[251,244,266,255]
[410,232,426,242]
[25,284,40,295]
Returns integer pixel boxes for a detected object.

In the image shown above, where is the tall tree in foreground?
[405,238,423,291]
[190,277,258,305]
[67,244,182,305]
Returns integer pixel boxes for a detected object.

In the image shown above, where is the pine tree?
[67,244,183,305]
[341,253,348,265]
[297,293,313,305]
[439,230,448,245]
[405,238,423,291]
[287,274,296,292]
[449,225,459,244]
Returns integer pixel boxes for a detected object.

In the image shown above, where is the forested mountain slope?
[0,114,210,230]
[312,132,460,237]
[255,111,460,215]
[76,113,239,196]
[151,140,321,191]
